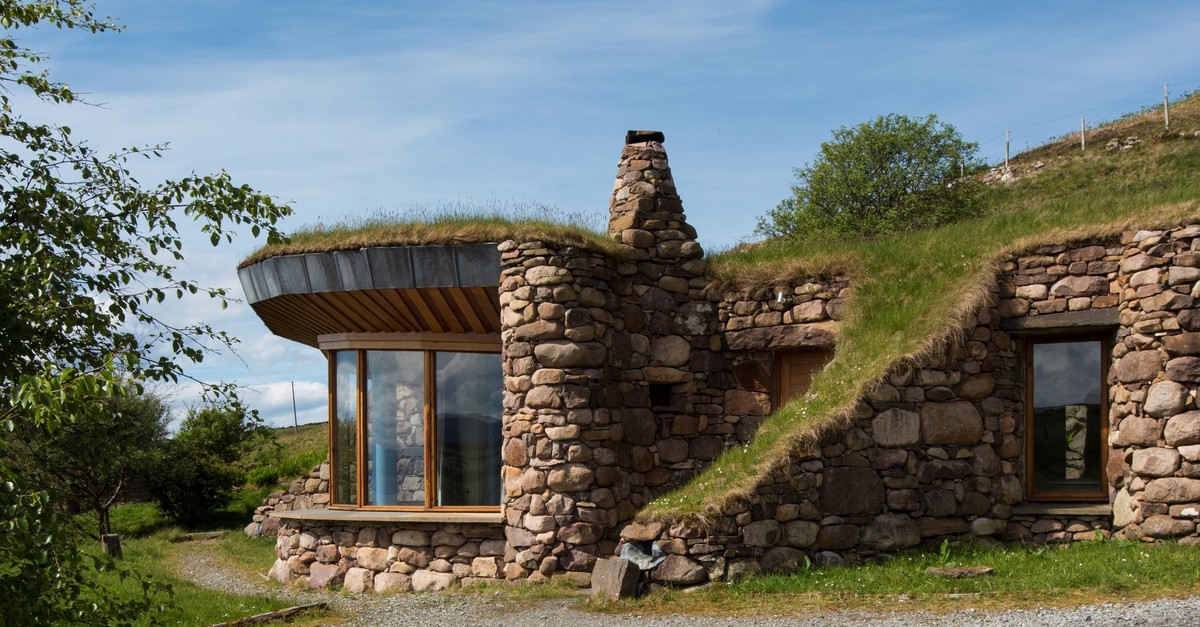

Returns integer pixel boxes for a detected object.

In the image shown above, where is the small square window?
[648,384,672,409]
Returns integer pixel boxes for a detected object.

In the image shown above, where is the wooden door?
[775,348,832,408]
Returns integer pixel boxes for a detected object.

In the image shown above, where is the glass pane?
[331,351,357,506]
[365,351,425,506]
[435,352,503,506]
[1031,340,1104,495]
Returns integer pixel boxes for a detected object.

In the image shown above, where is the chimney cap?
[625,130,665,145]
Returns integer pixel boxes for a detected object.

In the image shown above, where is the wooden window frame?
[1023,333,1110,502]
[325,335,501,513]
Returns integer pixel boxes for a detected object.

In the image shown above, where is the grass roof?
[239,205,625,269]
[640,92,1200,523]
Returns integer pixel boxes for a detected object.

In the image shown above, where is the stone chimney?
[608,131,704,266]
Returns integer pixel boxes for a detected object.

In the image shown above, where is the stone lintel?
[999,308,1118,333]
[726,322,838,351]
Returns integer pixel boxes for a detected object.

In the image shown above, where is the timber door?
[775,348,832,408]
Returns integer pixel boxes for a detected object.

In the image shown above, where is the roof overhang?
[238,244,502,348]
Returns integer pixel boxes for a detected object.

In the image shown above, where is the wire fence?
[976,79,1200,166]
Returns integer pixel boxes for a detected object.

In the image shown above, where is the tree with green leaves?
[757,113,982,239]
[0,1,290,624]
[9,386,170,540]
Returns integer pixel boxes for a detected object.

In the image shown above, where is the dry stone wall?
[1108,226,1200,541]
[246,462,329,538]
[719,279,848,441]
[613,232,1200,588]
[268,521,507,592]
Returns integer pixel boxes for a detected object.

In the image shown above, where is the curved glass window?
[330,349,502,510]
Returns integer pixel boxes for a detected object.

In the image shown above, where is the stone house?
[239,130,1200,593]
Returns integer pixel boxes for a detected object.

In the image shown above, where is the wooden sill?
[272,509,503,524]
[1012,503,1112,516]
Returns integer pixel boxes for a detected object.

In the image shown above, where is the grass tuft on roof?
[239,202,625,268]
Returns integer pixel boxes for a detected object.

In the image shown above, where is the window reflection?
[1030,339,1104,497]
[436,352,503,506]
[365,351,425,506]
[332,351,357,506]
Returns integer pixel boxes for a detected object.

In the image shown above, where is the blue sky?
[18,1,1200,427]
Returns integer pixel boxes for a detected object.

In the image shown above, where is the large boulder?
[872,408,920,447]
[759,546,808,573]
[411,570,457,592]
[861,515,920,551]
[920,401,983,445]
[1132,448,1181,477]
[356,547,389,571]
[1144,478,1200,503]
[1165,411,1200,446]
[374,572,412,593]
[742,520,782,548]
[1145,381,1188,418]
[819,467,883,515]
[307,563,341,589]
[591,558,639,600]
[533,341,606,368]
[343,567,374,593]
[651,555,706,586]
[1115,351,1163,384]
[784,520,820,549]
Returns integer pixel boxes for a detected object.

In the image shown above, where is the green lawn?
[84,502,333,627]
[85,533,291,626]
[588,540,1200,615]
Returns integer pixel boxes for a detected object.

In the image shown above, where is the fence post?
[1081,117,1086,151]
[1005,131,1010,169]
[1164,83,1170,131]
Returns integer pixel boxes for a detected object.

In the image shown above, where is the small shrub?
[146,440,245,528]
[146,403,265,528]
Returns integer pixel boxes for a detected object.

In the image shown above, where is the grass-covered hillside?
[244,421,328,488]
[641,93,1200,521]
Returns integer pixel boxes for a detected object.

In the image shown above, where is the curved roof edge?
[238,243,502,305]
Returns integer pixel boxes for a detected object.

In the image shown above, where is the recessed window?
[330,349,502,510]
[648,384,672,409]
[1026,336,1108,501]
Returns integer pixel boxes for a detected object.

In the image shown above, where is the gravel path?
[173,542,1200,626]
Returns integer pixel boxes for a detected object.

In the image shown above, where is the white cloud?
[242,380,328,429]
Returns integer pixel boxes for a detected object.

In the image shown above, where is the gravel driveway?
[176,542,1200,626]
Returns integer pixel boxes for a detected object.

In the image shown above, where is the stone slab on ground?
[925,566,994,578]
[591,557,640,600]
